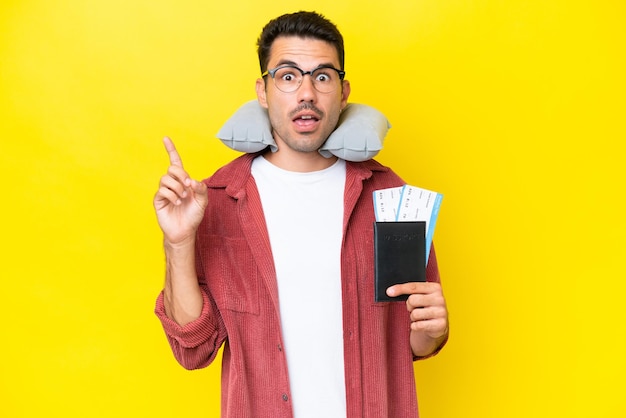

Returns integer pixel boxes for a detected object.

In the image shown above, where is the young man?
[154,11,448,418]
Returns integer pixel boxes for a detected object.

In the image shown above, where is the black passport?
[374,221,426,302]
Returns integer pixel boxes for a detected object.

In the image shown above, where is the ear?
[256,78,268,108]
[340,79,351,110]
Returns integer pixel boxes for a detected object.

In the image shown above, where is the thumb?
[190,178,207,194]
[190,179,208,204]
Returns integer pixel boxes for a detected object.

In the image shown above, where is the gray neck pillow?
[217,100,391,162]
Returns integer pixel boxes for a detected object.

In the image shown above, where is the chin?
[282,135,325,153]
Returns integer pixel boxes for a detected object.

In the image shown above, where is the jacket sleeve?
[154,287,227,370]
[154,237,228,370]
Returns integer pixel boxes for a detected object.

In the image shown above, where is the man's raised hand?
[153,137,208,246]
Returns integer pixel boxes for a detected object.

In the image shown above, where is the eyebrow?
[272,60,339,70]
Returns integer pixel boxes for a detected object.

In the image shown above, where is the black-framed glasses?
[262,65,346,93]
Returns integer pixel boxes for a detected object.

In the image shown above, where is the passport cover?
[374,221,426,302]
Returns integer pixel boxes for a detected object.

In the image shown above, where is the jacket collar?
[206,151,389,199]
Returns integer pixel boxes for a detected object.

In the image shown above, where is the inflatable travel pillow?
[217,100,390,162]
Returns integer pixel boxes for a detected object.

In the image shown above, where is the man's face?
[256,36,350,154]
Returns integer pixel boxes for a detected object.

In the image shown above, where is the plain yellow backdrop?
[1,1,624,417]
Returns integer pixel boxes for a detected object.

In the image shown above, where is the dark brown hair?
[257,11,345,74]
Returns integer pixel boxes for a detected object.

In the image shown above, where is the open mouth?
[293,114,319,122]
[293,114,320,130]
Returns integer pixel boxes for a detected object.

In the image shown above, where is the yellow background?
[1,1,624,417]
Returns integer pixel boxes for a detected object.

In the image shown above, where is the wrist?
[163,235,196,251]
[411,324,449,359]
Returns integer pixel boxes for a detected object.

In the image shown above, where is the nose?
[296,74,317,102]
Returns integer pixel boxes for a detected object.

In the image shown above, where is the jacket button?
[282,393,289,402]
[278,344,282,352]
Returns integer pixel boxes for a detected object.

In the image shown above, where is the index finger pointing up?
[162,136,184,168]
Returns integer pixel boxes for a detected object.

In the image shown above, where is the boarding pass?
[373,185,443,262]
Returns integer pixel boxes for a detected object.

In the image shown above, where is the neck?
[263,147,338,173]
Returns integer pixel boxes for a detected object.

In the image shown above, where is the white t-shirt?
[252,156,347,418]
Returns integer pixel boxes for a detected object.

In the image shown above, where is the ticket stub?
[397,185,443,260]
[373,186,403,222]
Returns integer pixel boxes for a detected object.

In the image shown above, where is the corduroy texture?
[155,153,445,417]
